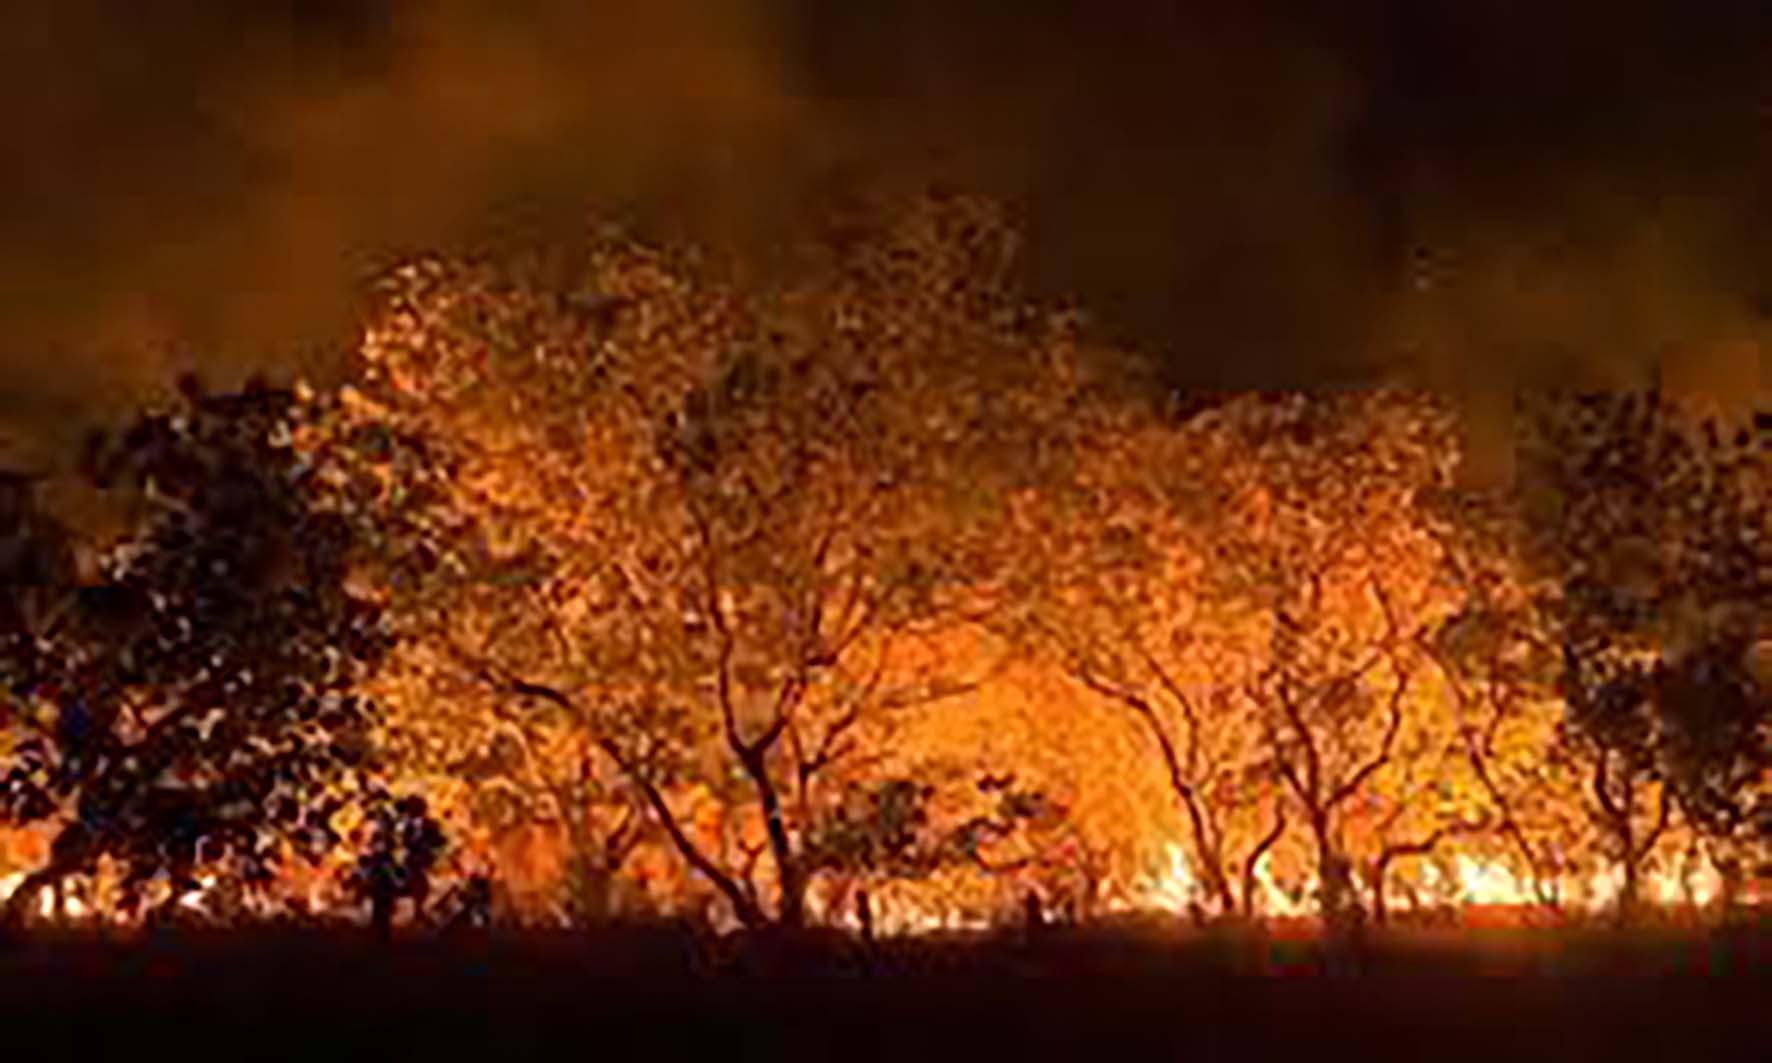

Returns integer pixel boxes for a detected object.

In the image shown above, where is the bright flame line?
[0,846,1758,930]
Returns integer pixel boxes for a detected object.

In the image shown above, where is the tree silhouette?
[801,773,1064,938]
[0,377,393,927]
[343,787,448,939]
[1516,389,1769,916]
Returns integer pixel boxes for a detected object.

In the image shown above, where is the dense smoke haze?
[1,0,1766,469]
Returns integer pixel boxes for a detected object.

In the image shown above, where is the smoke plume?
[1,1,1765,475]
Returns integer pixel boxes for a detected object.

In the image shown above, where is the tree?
[1007,390,1496,927]
[800,771,1065,941]
[1406,510,1579,917]
[1203,394,1482,930]
[1509,388,1769,917]
[0,377,393,927]
[343,787,448,939]
[295,194,1090,930]
[997,394,1262,919]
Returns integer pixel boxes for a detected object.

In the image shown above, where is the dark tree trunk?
[370,885,395,942]
[1617,851,1640,925]
[1370,860,1390,928]
[1369,828,1456,929]
[776,873,806,929]
[854,887,874,948]
[1240,803,1288,921]
[1711,850,1744,922]
[1308,817,1343,922]
[737,745,804,929]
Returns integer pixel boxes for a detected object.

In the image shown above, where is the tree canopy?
[293,196,1088,928]
[3,192,1763,934]
[1,378,392,925]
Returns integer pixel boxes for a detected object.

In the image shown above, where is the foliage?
[343,787,449,935]
[803,773,1064,883]
[293,193,1092,928]
[1509,390,1769,910]
[3,196,1753,936]
[0,377,393,925]
[999,388,1564,923]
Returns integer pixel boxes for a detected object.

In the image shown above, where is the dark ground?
[0,920,1766,1058]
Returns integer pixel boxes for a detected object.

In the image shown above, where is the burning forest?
[1,192,1765,952]
[1,4,1770,1053]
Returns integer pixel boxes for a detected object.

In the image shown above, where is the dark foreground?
[1,921,1767,1058]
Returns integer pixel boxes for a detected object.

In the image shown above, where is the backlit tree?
[1004,389,1531,926]
[1,378,392,927]
[1512,389,1769,917]
[297,194,1089,929]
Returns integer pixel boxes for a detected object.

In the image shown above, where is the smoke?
[1,1,1766,474]
[0,0,813,464]
[797,4,1766,383]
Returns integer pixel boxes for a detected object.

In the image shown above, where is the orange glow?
[6,201,1763,945]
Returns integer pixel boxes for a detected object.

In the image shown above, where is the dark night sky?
[1,1,1766,468]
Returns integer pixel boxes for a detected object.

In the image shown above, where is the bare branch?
[1267,728,1312,813]
[801,706,865,790]
[736,834,768,907]
[1135,643,1204,780]
[1072,665,1235,912]
[1419,640,1562,911]
[1634,781,1674,866]
[1240,800,1289,919]
[1327,667,1409,813]
[596,732,764,927]
[1272,675,1321,807]
[470,659,765,927]
[741,662,813,763]
[1368,818,1468,925]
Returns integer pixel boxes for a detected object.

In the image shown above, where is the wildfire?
[0,216,1764,950]
[1,843,1762,933]
[1125,841,1751,926]
[0,867,364,931]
